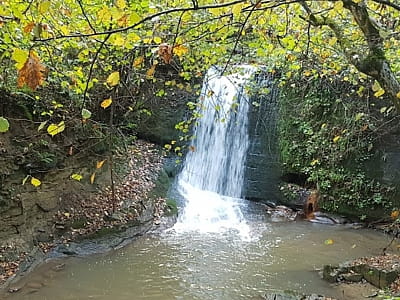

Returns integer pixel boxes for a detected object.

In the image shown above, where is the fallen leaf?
[47,121,65,137]
[146,64,156,77]
[70,173,83,181]
[133,56,144,67]
[106,71,120,86]
[0,117,10,133]
[324,239,334,245]
[90,172,96,184]
[96,160,106,169]
[31,177,41,187]
[101,98,112,109]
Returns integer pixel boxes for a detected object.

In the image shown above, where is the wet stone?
[322,265,340,283]
[341,272,363,282]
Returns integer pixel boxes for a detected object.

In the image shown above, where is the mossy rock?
[164,198,178,216]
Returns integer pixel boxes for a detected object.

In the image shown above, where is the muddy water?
[4,203,394,300]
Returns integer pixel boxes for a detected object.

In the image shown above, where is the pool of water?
[3,201,393,300]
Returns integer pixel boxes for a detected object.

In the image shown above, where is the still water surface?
[4,202,393,300]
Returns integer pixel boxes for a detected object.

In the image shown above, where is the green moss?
[164,198,178,216]
[278,72,393,218]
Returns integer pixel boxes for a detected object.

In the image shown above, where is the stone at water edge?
[263,292,333,300]
[322,261,400,289]
[323,264,340,283]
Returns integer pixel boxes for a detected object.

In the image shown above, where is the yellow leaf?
[116,0,126,9]
[64,212,70,218]
[333,1,343,11]
[324,239,334,245]
[143,38,152,44]
[129,12,141,23]
[328,37,337,46]
[374,88,385,97]
[96,159,106,169]
[71,173,83,181]
[321,123,327,129]
[397,91,400,99]
[310,159,319,166]
[47,121,65,137]
[391,210,399,219]
[31,177,41,187]
[112,34,125,46]
[173,44,189,57]
[101,98,112,109]
[38,1,51,14]
[333,135,340,143]
[232,3,242,16]
[12,48,29,70]
[146,64,156,78]
[128,32,141,42]
[106,71,120,86]
[154,36,162,44]
[209,7,222,16]
[90,172,96,184]
[133,56,144,67]
[98,6,111,23]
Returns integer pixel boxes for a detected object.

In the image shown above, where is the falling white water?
[174,65,256,236]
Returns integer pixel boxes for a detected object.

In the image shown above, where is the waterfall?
[173,66,256,235]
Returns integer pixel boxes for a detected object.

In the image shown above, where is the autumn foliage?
[17,52,46,90]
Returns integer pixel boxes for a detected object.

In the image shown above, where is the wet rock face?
[244,77,281,203]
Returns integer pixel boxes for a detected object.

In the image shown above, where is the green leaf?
[82,108,92,119]
[0,117,10,133]
[354,112,364,121]
[38,120,48,132]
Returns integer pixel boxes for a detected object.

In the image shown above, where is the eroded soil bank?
[0,139,171,290]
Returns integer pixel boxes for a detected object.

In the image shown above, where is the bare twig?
[76,0,97,33]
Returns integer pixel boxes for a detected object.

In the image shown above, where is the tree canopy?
[1,0,400,128]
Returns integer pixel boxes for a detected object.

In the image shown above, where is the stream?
[3,205,392,300]
[2,66,394,299]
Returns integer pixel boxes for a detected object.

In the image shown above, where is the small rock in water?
[266,205,298,222]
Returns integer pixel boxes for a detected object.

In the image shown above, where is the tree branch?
[371,0,400,11]
[35,0,247,42]
[76,0,97,34]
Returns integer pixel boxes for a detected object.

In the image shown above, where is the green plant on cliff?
[279,69,395,215]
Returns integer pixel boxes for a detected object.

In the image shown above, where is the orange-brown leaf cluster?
[158,43,173,64]
[23,22,35,33]
[17,52,46,90]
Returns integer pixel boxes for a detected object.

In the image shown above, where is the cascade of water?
[174,66,256,235]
